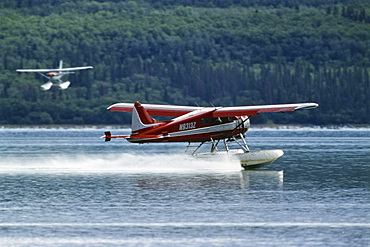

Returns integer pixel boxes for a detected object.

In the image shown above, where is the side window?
[201,118,209,124]
[220,117,230,123]
[210,117,236,125]
[210,117,222,125]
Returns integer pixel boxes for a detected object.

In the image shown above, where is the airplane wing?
[108,103,201,117]
[17,69,57,73]
[54,66,93,72]
[212,103,319,117]
[16,66,93,73]
[108,102,318,117]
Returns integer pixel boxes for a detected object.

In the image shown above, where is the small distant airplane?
[102,101,318,169]
[17,60,93,90]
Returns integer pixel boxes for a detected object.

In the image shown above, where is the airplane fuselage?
[126,116,250,143]
[46,71,72,81]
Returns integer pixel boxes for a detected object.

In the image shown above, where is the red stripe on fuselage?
[127,128,246,143]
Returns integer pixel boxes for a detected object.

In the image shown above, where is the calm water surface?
[0,127,369,246]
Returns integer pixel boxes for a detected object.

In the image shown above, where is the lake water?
[0,127,369,246]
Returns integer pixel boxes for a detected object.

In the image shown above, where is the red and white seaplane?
[103,101,318,169]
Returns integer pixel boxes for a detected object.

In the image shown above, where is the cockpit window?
[209,117,237,125]
[201,118,209,124]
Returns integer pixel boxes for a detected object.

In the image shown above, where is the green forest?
[1,0,369,125]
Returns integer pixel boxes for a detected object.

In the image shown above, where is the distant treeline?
[0,0,369,125]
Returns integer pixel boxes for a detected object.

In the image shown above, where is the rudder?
[131,101,161,132]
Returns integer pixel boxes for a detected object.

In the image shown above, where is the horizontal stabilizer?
[101,131,129,142]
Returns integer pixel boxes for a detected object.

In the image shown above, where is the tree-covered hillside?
[0,0,369,125]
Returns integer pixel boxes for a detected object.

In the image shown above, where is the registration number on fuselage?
[179,122,196,131]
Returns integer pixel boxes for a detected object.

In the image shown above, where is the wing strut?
[234,133,250,152]
[186,141,206,155]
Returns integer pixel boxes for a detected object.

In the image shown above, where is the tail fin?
[132,101,161,132]
[59,60,63,69]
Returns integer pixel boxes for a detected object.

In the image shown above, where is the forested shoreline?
[1,0,369,125]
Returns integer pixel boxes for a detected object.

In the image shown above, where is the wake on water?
[0,153,242,174]
[0,127,241,174]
